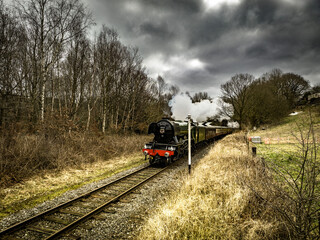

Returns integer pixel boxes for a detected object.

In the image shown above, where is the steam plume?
[169,94,219,122]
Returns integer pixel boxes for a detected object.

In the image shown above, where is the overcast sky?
[83,0,319,98]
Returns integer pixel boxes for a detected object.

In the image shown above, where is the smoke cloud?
[169,94,219,122]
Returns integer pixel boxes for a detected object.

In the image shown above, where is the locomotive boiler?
[142,118,233,165]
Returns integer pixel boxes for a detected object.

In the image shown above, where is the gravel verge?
[0,146,212,239]
[0,162,149,232]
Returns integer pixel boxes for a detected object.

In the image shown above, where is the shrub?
[0,124,150,187]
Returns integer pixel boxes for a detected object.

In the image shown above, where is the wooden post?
[252,147,257,156]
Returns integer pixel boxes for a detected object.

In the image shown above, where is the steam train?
[142,118,234,165]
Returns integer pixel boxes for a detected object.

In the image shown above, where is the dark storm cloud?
[245,44,268,58]
[139,22,175,41]
[189,0,320,61]
[186,10,234,47]
[84,0,320,96]
[235,0,280,26]
[140,0,202,14]
[236,0,320,60]
[175,69,212,87]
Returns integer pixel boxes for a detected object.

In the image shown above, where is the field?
[137,106,320,239]
[1,107,319,238]
[0,133,151,219]
[137,133,288,239]
[252,107,320,182]
[252,106,320,144]
[251,107,320,239]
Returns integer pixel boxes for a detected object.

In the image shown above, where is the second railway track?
[0,165,168,240]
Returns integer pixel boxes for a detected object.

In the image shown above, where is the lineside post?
[252,146,257,156]
[188,114,191,174]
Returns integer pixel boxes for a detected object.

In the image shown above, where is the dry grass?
[0,130,151,187]
[137,133,288,240]
[250,108,320,239]
[252,108,320,144]
[0,153,146,219]
[0,128,151,219]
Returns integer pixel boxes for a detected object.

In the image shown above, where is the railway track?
[0,165,168,240]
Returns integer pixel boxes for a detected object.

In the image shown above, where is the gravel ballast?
[0,146,212,239]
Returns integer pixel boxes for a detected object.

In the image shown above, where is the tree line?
[0,0,177,133]
[220,69,319,129]
[2,0,319,134]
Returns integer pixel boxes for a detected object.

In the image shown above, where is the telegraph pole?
[188,114,191,174]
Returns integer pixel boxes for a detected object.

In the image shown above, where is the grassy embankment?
[137,133,288,239]
[252,107,320,239]
[0,133,151,220]
[252,107,320,184]
[137,106,320,239]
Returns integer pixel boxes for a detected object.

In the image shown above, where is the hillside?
[250,106,320,239]
[137,134,289,239]
[137,106,320,239]
[252,106,320,143]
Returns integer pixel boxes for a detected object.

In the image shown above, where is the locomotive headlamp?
[164,152,170,157]
[144,150,148,155]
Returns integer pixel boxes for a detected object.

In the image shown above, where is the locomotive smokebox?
[148,119,181,144]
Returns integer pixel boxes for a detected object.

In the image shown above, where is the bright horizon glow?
[144,55,206,80]
[188,58,206,69]
[124,2,141,13]
[203,0,241,10]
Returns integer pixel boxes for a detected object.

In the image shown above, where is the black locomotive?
[142,118,233,165]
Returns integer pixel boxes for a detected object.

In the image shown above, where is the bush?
[0,123,150,187]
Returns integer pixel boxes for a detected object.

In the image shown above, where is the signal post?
[188,114,191,174]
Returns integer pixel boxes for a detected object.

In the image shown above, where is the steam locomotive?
[142,118,233,165]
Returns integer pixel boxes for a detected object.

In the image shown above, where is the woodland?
[0,0,177,134]
[1,0,319,185]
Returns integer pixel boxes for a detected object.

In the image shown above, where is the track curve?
[0,165,167,240]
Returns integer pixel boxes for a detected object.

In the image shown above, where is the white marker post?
[188,114,191,174]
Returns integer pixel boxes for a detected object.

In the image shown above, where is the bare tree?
[0,0,173,133]
[94,26,120,133]
[280,116,319,239]
[0,0,27,125]
[247,79,290,126]
[221,73,255,129]
[16,0,93,122]
[277,73,310,107]
[253,114,320,239]
[85,40,99,131]
[263,69,310,108]
[62,30,91,120]
[191,91,212,103]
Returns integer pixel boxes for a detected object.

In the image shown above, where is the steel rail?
[45,166,168,239]
[0,165,157,238]
[0,131,227,239]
